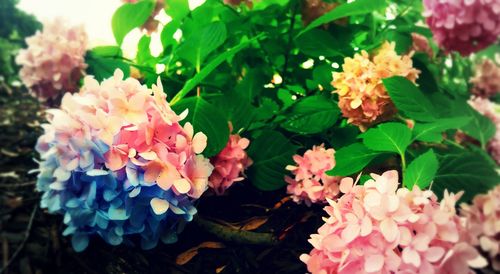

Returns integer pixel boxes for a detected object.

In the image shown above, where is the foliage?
[80,0,500,203]
[0,0,40,83]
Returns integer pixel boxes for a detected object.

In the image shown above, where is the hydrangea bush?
[17,0,500,271]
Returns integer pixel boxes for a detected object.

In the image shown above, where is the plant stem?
[193,215,277,246]
[400,152,407,175]
[282,0,299,84]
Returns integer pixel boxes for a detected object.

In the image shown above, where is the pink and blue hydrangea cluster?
[35,70,213,251]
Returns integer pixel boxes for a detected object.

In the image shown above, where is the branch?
[193,215,277,246]
[0,204,37,274]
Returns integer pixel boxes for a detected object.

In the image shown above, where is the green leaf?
[235,68,269,101]
[361,122,412,154]
[161,19,182,48]
[298,0,386,36]
[433,151,500,202]
[281,95,340,134]
[213,91,256,133]
[295,29,344,57]
[413,117,471,142]
[164,0,189,20]
[247,130,298,191]
[90,46,122,57]
[171,97,229,157]
[383,76,437,122]
[461,105,496,147]
[85,52,130,82]
[176,21,227,69]
[403,149,438,189]
[327,143,381,176]
[111,0,155,45]
[384,31,412,54]
[171,34,265,105]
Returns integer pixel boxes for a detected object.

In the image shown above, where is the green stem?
[193,215,277,246]
[400,152,407,175]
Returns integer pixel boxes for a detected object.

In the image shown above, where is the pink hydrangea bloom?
[461,184,500,271]
[285,145,341,206]
[16,18,88,102]
[468,96,500,164]
[423,0,500,56]
[208,134,253,195]
[300,170,487,274]
[470,59,500,98]
[411,32,433,58]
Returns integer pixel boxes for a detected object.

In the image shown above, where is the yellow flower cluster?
[332,42,420,129]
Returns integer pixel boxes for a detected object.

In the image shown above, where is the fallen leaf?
[273,196,291,209]
[239,216,269,231]
[176,241,225,265]
[216,265,226,273]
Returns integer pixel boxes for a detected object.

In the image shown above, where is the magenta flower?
[208,134,252,195]
[423,0,500,56]
[285,144,341,206]
[300,170,487,274]
[16,18,88,102]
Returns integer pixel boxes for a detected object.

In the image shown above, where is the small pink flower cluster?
[300,170,487,274]
[208,134,252,195]
[285,145,341,206]
[411,33,433,58]
[423,0,500,56]
[468,96,500,164]
[461,184,500,271]
[470,59,500,98]
[16,18,87,102]
[332,42,420,129]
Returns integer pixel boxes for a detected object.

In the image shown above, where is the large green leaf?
[235,68,269,101]
[213,91,256,133]
[383,76,436,122]
[403,149,438,189]
[176,21,227,69]
[171,34,265,105]
[428,94,496,146]
[433,151,500,202]
[164,0,189,20]
[111,0,155,45]
[247,130,298,191]
[171,97,229,157]
[361,122,412,154]
[461,105,496,147]
[413,117,471,143]
[295,29,344,57]
[85,48,130,81]
[327,143,381,176]
[298,0,386,36]
[281,95,340,134]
